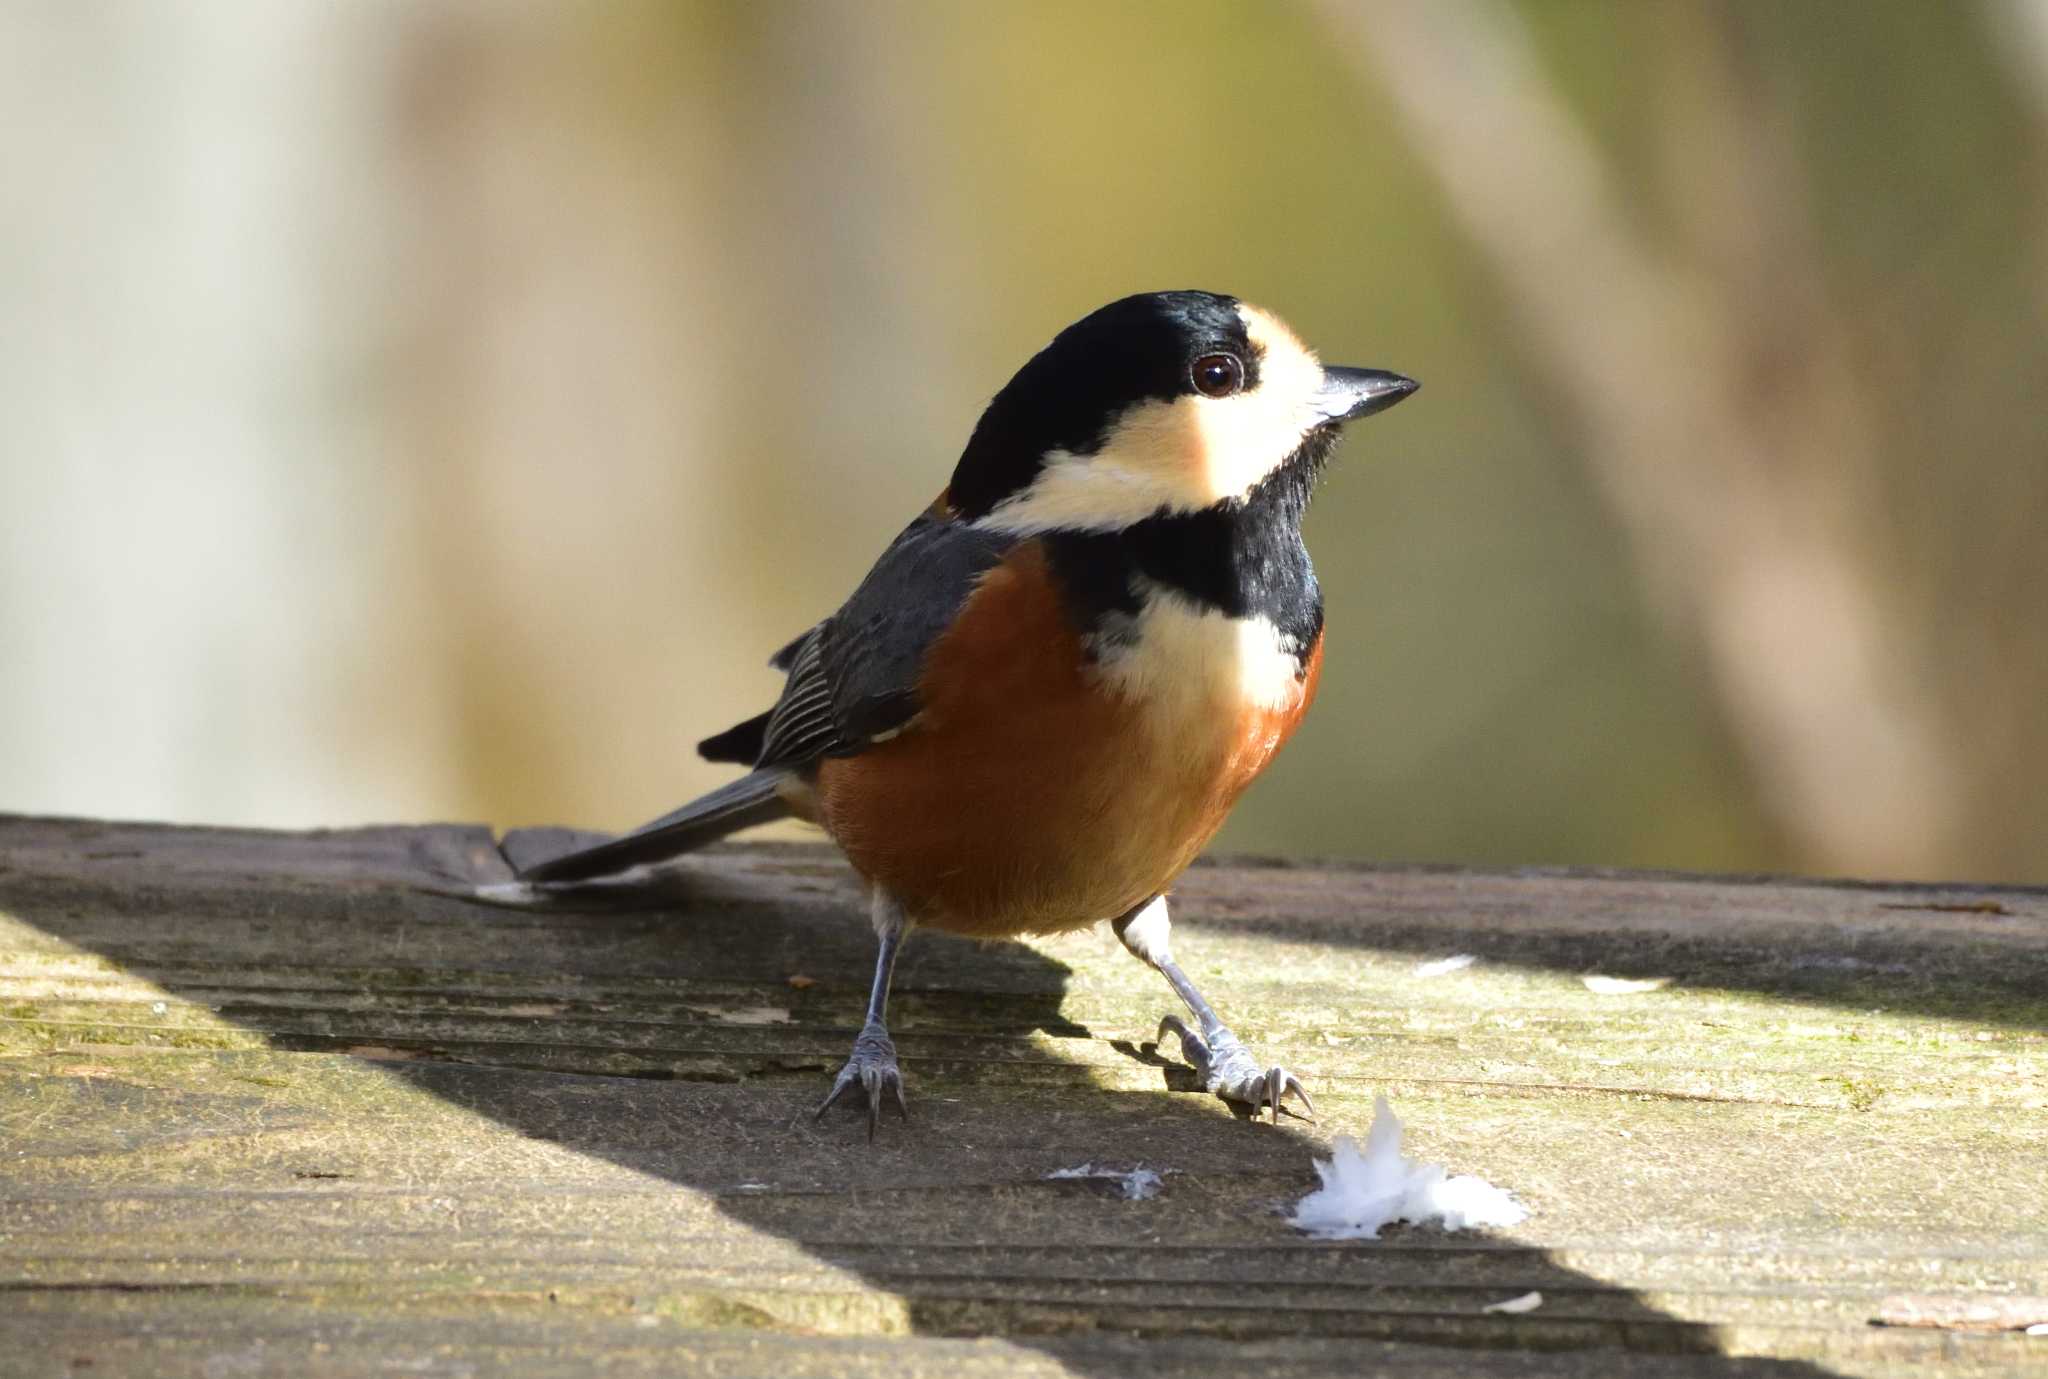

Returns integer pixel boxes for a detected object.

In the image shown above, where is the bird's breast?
[815,542,1320,936]
[1086,584,1315,752]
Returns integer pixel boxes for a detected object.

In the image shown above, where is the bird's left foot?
[815,1021,909,1140]
[1156,1014,1316,1124]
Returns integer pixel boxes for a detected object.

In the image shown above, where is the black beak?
[1312,367,1419,424]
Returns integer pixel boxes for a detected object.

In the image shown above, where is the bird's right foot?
[1157,1014,1316,1125]
[815,1021,908,1140]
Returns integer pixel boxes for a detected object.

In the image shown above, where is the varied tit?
[520,290,1416,1138]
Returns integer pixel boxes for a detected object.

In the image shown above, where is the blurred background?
[3,0,2045,884]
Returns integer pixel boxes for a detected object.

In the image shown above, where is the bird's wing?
[754,514,1019,769]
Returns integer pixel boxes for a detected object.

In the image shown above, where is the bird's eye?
[1191,352,1245,399]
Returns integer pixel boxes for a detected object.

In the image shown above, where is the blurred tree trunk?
[1318,0,1965,878]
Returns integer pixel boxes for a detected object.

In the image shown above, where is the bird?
[516,290,1416,1137]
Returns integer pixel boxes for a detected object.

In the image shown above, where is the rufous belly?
[815,541,1319,937]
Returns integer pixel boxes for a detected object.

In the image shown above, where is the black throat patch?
[1040,438,1328,659]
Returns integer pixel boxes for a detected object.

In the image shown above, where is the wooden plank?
[0,815,2043,1377]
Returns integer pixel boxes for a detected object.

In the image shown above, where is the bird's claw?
[1156,1014,1316,1124]
[816,1022,908,1140]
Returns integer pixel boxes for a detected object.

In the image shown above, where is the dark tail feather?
[519,770,792,884]
[697,710,771,765]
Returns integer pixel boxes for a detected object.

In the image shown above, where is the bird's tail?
[518,769,794,885]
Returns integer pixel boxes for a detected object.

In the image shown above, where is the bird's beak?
[1312,367,1419,424]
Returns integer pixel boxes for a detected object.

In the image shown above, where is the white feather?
[1092,587,1306,729]
[1290,1095,1529,1240]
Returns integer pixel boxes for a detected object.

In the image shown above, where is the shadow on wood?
[1,815,2042,1376]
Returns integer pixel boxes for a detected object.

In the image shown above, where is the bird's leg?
[816,889,910,1139]
[1113,894,1315,1124]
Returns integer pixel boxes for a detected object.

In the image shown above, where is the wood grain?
[1,814,2043,1377]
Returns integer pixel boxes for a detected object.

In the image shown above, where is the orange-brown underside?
[817,540,1320,937]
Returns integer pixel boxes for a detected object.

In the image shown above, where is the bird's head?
[948,290,1415,533]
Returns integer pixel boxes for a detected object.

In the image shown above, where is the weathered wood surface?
[0,814,2042,1378]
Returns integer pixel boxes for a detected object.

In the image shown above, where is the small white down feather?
[1290,1095,1528,1240]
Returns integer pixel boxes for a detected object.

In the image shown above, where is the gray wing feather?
[753,515,1016,770]
[755,633,838,765]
